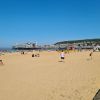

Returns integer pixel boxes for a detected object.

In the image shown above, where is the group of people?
[0,50,94,66]
[59,50,94,62]
[20,51,40,57]
[32,53,40,57]
[22,50,93,62]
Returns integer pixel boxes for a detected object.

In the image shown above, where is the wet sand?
[0,51,100,100]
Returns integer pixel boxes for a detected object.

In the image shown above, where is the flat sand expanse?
[0,51,100,100]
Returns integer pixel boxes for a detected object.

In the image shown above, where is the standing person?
[60,50,65,62]
[0,60,3,65]
[0,55,3,65]
[89,52,93,60]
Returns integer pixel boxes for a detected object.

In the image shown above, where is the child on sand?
[60,50,65,62]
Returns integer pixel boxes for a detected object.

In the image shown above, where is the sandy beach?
[0,51,100,100]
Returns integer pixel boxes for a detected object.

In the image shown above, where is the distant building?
[12,38,100,50]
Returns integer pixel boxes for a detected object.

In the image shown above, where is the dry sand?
[0,51,100,100]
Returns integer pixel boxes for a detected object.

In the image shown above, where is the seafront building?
[12,38,100,51]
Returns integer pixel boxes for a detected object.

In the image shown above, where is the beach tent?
[93,89,100,100]
[93,46,100,52]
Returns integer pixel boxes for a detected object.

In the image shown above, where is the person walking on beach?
[60,50,65,62]
[89,51,93,60]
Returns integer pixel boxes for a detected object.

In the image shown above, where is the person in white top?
[60,50,65,62]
